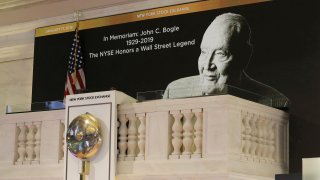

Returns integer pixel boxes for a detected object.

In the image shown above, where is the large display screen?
[33,0,320,172]
[33,0,274,102]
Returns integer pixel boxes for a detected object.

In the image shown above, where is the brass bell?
[66,112,102,180]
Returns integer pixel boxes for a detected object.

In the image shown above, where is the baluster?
[126,114,138,161]
[283,122,288,164]
[25,123,35,164]
[256,117,263,158]
[181,110,194,159]
[249,115,258,157]
[243,113,252,155]
[136,113,146,160]
[169,111,183,159]
[59,121,65,162]
[118,115,128,161]
[241,112,247,154]
[263,119,270,160]
[275,122,284,164]
[33,122,41,164]
[277,122,289,165]
[116,118,120,157]
[16,123,27,165]
[268,121,276,161]
[192,109,203,158]
[261,117,267,160]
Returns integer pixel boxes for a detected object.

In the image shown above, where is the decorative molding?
[0,44,34,63]
[0,0,47,11]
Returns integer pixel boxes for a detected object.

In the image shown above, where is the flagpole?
[72,10,81,85]
[64,10,86,100]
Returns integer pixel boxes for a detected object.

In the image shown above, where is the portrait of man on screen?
[163,13,289,108]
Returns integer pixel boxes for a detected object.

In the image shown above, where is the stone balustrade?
[116,95,289,180]
[0,110,65,180]
[0,95,289,180]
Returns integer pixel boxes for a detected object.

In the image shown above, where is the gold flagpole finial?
[73,10,82,22]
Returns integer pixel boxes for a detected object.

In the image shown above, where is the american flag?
[64,25,86,100]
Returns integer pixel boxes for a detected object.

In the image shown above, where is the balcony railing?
[116,95,289,179]
[0,95,289,180]
[0,110,65,180]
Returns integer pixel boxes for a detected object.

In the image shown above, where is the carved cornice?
[0,0,47,11]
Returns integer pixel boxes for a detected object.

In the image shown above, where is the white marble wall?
[0,59,33,115]
[0,0,198,116]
